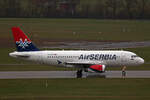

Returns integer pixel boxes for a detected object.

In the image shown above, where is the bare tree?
[124,0,138,19]
[106,0,118,19]
[139,0,146,18]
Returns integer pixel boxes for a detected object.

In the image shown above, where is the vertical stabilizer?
[11,27,39,52]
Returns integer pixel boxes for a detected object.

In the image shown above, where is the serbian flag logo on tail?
[11,27,39,52]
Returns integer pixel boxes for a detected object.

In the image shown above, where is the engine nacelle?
[87,65,106,73]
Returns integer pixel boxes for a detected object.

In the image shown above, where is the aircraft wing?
[66,61,106,73]
[66,61,104,65]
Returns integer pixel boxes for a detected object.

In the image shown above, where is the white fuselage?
[9,50,144,68]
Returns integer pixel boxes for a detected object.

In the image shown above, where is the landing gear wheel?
[76,69,83,78]
[122,66,127,79]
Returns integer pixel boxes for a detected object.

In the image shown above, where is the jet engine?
[87,65,106,73]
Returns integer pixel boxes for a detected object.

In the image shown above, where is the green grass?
[0,18,150,41]
[0,78,150,100]
[0,18,150,100]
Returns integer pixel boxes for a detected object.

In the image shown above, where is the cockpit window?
[131,55,138,60]
[131,55,138,58]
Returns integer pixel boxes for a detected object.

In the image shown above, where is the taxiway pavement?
[0,71,150,79]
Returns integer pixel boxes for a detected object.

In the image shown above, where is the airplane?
[9,27,144,78]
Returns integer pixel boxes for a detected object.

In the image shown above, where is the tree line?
[0,0,150,19]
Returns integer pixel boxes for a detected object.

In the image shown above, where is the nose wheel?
[122,66,126,78]
[76,69,83,78]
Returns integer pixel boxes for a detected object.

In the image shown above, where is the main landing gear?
[76,69,83,78]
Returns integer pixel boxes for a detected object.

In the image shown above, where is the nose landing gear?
[122,66,126,79]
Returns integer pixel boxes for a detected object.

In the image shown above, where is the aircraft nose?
[139,58,144,64]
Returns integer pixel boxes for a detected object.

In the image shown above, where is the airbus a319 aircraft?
[9,27,144,78]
